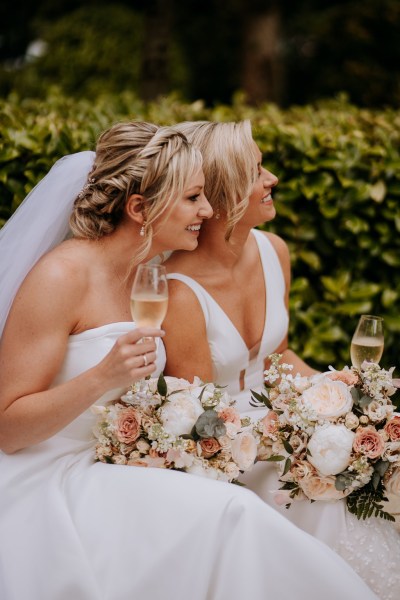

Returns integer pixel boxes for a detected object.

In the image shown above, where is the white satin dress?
[168,228,400,600]
[0,322,379,600]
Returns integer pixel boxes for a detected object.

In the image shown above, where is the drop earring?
[140,223,146,237]
[215,209,220,220]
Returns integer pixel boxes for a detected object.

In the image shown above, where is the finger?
[131,363,157,380]
[133,351,157,369]
[135,339,157,354]
[117,328,164,347]
[134,327,165,341]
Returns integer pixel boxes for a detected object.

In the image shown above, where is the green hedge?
[1,92,399,372]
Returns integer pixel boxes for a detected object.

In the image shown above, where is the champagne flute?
[350,315,384,369]
[129,264,168,391]
[130,264,168,329]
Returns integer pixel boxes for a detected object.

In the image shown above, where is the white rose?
[160,392,204,436]
[299,473,348,501]
[301,378,353,419]
[308,424,355,475]
[231,431,257,471]
[344,412,359,430]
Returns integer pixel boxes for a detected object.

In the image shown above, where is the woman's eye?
[188,194,200,202]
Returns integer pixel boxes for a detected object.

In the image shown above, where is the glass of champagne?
[130,263,168,330]
[129,264,168,390]
[350,315,384,369]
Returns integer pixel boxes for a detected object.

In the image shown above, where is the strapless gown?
[168,228,400,600]
[0,322,379,600]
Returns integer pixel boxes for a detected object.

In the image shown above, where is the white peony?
[301,378,353,419]
[308,424,355,475]
[160,392,204,436]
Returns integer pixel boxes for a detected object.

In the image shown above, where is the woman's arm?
[163,279,214,383]
[266,232,319,376]
[0,257,161,453]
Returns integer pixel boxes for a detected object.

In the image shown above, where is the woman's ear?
[125,194,145,226]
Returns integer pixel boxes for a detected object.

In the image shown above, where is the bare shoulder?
[260,230,291,287]
[261,231,290,261]
[8,240,91,333]
[166,277,203,316]
[23,241,88,296]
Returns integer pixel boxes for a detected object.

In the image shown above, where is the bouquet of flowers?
[93,374,257,483]
[252,354,400,521]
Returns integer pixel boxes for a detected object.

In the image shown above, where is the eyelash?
[188,194,200,202]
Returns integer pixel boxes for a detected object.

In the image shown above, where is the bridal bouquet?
[253,354,400,521]
[93,374,257,483]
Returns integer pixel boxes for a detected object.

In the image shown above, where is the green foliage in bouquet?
[1,92,399,371]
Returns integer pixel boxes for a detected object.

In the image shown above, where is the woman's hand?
[95,327,164,389]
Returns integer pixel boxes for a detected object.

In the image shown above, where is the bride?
[0,120,378,600]
[163,119,400,600]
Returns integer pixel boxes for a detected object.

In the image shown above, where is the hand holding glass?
[350,315,384,369]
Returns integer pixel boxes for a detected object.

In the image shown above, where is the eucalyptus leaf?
[157,373,168,397]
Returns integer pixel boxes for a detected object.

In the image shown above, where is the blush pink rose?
[219,407,241,428]
[261,411,279,438]
[116,407,141,444]
[328,370,359,386]
[199,438,221,458]
[384,415,400,441]
[353,427,385,459]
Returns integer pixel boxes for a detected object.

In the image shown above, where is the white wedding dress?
[0,322,379,600]
[168,228,400,600]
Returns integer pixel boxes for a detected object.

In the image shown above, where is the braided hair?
[70,121,202,265]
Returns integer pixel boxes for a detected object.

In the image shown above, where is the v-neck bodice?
[168,229,289,413]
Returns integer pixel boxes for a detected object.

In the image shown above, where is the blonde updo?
[70,121,202,265]
[173,120,258,240]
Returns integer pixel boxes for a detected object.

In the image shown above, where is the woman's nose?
[198,194,214,219]
[264,169,278,188]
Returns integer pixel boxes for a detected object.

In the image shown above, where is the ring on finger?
[143,353,148,367]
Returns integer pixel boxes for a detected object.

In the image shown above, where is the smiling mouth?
[261,193,273,204]
[186,224,201,231]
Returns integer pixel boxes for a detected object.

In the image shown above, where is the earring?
[215,209,220,220]
[140,223,145,237]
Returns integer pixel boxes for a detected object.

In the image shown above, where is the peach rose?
[385,467,400,495]
[384,415,400,441]
[261,411,279,438]
[116,407,141,444]
[301,379,353,419]
[199,438,221,458]
[299,473,348,501]
[328,370,359,386]
[353,427,385,459]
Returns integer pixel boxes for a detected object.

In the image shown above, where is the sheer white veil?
[0,151,95,336]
